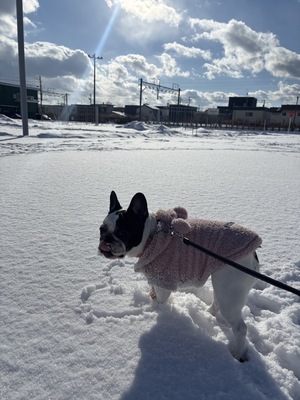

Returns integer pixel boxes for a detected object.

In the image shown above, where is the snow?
[0,115,300,399]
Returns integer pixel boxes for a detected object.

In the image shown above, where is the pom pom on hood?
[173,207,188,220]
[172,217,191,235]
[156,207,191,234]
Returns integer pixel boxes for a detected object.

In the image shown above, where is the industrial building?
[0,82,39,118]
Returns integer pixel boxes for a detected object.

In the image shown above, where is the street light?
[88,53,103,125]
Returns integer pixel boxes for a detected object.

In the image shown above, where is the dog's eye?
[117,230,128,240]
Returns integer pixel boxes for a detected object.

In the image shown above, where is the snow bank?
[123,121,150,131]
[0,113,18,123]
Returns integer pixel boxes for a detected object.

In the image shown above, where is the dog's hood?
[134,207,262,290]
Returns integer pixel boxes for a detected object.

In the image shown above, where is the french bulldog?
[98,191,261,361]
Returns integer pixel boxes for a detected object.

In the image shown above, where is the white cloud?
[96,75,140,106]
[113,54,160,78]
[0,14,17,38]
[104,0,182,46]
[187,18,300,80]
[105,0,182,26]
[156,53,190,78]
[179,88,237,109]
[0,0,17,14]
[23,0,39,14]
[25,42,91,78]
[272,81,300,102]
[163,42,212,60]
[248,81,300,106]
[96,53,191,106]
[0,0,39,38]
[107,61,130,82]
[265,47,300,79]
[0,36,19,71]
[24,16,38,30]
[0,0,39,14]
[0,37,91,80]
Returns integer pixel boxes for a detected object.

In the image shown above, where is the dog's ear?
[127,192,148,219]
[109,191,122,213]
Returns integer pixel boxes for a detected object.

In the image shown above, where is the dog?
[98,191,262,361]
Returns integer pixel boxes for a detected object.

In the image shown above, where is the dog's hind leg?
[207,293,219,316]
[221,308,248,361]
[212,284,249,361]
[211,252,258,361]
[150,286,171,303]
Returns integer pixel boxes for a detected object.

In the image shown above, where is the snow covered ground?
[0,115,300,399]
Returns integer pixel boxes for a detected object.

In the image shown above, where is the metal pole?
[139,78,143,121]
[16,0,29,136]
[293,95,299,130]
[88,53,102,125]
[39,75,43,115]
[288,116,292,133]
[93,55,97,125]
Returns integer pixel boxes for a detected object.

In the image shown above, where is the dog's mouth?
[98,241,124,259]
[99,240,112,253]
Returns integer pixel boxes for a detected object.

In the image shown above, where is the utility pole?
[293,95,299,130]
[139,78,143,121]
[177,88,181,105]
[138,79,181,121]
[88,53,103,125]
[39,75,43,115]
[16,0,29,136]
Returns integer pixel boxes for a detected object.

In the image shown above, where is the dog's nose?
[99,241,111,252]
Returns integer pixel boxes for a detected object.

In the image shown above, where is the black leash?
[171,231,300,297]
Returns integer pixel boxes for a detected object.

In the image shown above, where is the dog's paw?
[238,351,249,363]
[231,347,249,363]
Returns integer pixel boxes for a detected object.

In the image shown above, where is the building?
[42,100,300,129]
[124,104,161,122]
[124,105,139,118]
[268,105,300,129]
[231,104,300,129]
[232,107,269,126]
[168,104,197,124]
[0,82,39,118]
[138,104,161,122]
[42,103,119,122]
[228,97,257,109]
[157,106,170,123]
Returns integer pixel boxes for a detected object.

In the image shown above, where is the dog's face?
[98,191,149,259]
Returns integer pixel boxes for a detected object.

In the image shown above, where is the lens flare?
[60,5,120,119]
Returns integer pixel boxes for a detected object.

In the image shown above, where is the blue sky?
[1,0,300,108]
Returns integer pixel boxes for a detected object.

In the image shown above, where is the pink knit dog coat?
[134,207,262,290]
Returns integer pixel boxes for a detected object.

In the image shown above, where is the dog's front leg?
[150,286,171,303]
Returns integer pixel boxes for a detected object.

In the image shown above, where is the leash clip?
[156,219,184,241]
[169,226,184,241]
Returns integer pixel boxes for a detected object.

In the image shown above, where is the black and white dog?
[99,191,261,361]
